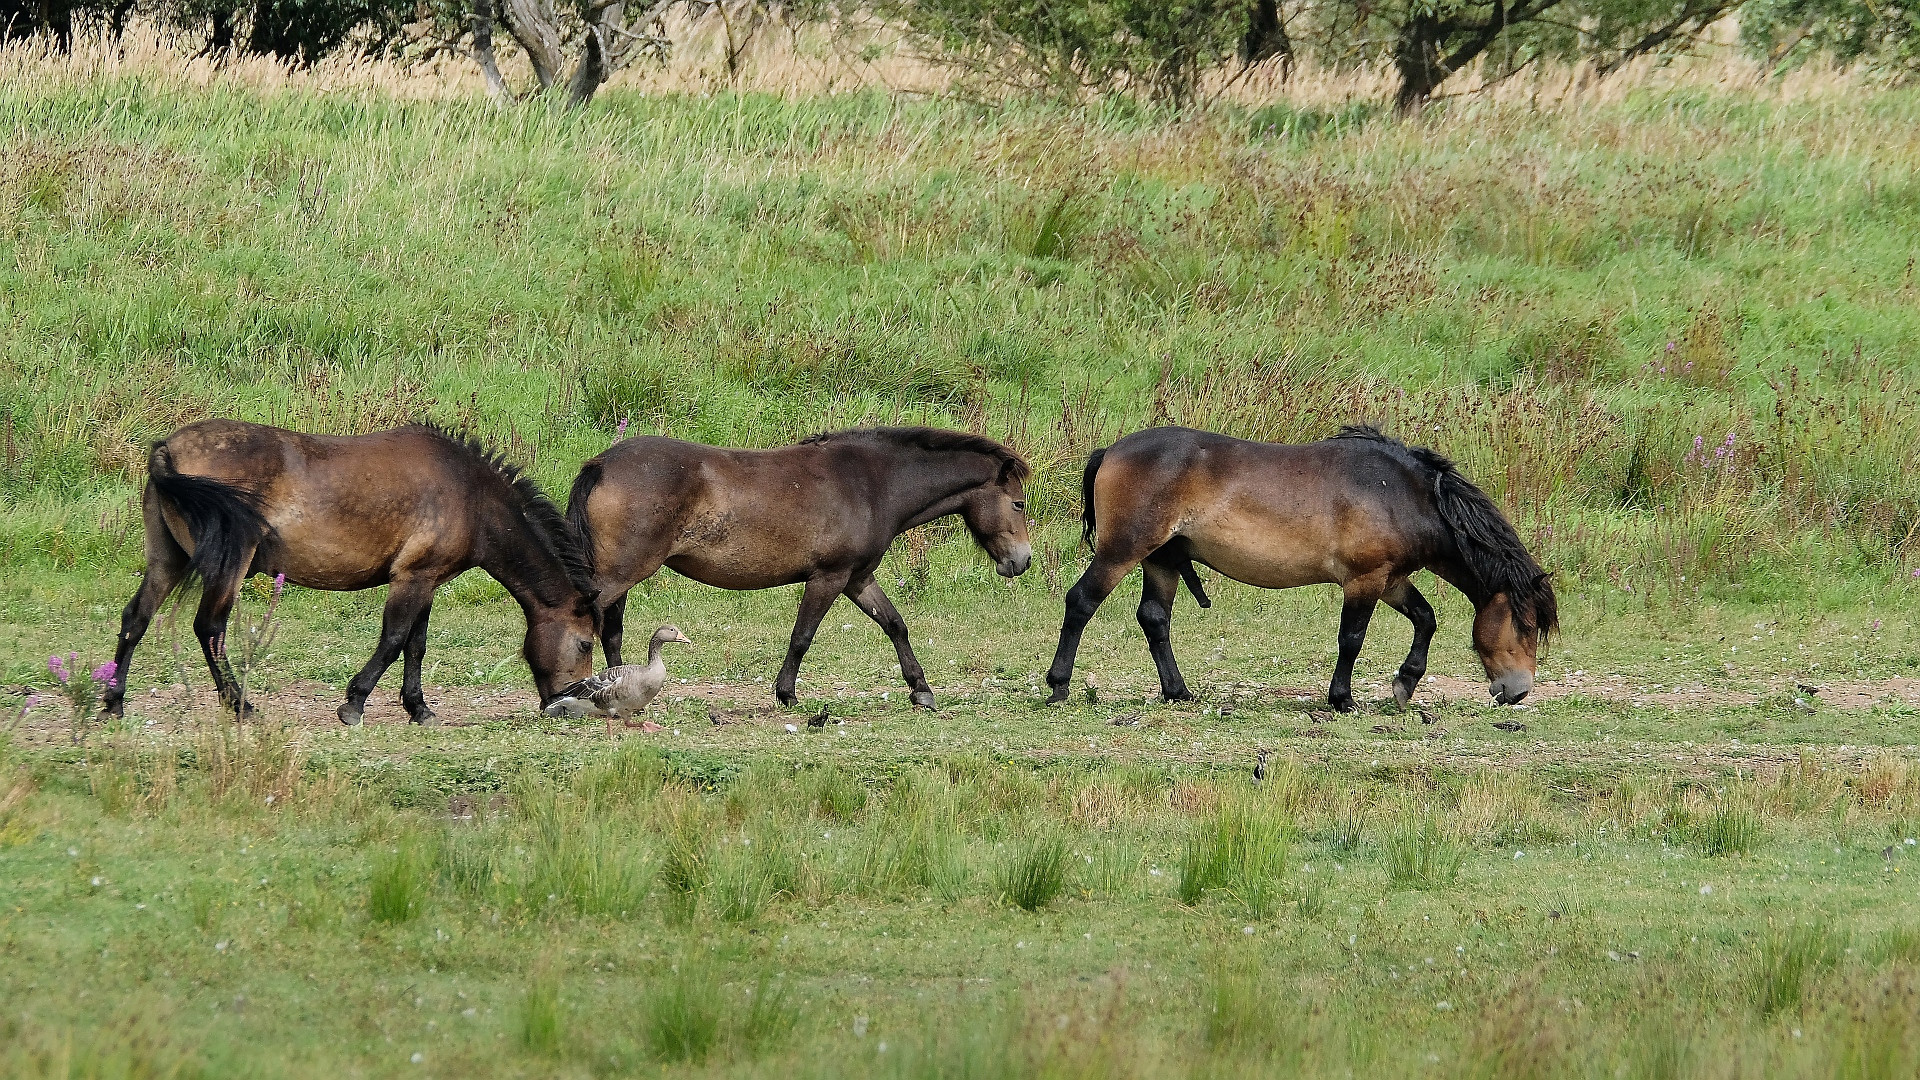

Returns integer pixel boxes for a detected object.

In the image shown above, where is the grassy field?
[5,41,1920,1080]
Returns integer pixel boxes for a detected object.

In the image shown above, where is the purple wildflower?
[1873,619,1883,631]
[48,655,68,684]
[91,660,118,688]
[21,693,39,711]
[273,572,286,597]
[1666,341,1676,353]
[616,417,629,440]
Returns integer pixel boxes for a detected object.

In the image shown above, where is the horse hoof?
[1329,698,1357,714]
[337,705,364,727]
[1393,681,1415,709]
[1163,689,1194,703]
[910,691,937,710]
[410,710,439,727]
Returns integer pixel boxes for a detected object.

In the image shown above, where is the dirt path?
[11,670,1918,745]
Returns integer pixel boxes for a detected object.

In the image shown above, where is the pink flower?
[91,660,118,688]
[1873,620,1883,631]
[616,418,629,440]
[48,655,68,684]
[273,573,286,597]
[1666,341,1676,353]
[21,694,39,711]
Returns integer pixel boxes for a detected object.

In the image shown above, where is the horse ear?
[575,591,601,618]
[997,458,1017,485]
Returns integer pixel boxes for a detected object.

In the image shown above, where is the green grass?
[6,52,1920,1080]
[997,832,1070,911]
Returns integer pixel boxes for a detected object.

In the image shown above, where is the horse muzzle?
[996,544,1033,578]
[1489,673,1533,706]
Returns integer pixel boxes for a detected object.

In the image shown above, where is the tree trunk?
[501,0,567,90]
[208,7,235,54]
[566,2,621,104]
[1240,0,1291,73]
[1392,12,1445,112]
[471,0,514,101]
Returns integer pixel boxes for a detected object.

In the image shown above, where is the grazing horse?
[566,427,1032,708]
[101,420,601,726]
[1045,425,1557,711]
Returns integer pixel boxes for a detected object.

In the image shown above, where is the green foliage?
[876,0,1249,101]
[1745,0,1920,75]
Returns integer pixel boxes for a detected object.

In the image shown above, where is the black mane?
[1334,425,1558,644]
[413,423,597,600]
[800,426,1031,482]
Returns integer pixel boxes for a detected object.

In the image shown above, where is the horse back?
[1091,426,1448,589]
[156,420,482,589]
[577,436,888,590]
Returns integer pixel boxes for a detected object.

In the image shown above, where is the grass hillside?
[4,64,1919,596]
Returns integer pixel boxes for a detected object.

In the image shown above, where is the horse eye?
[1013,500,1026,511]
[578,640,593,653]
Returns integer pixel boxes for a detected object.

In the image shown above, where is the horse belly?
[1187,536,1337,590]
[664,508,820,590]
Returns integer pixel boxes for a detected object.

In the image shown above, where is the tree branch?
[1595,2,1734,77]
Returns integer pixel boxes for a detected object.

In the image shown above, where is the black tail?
[146,443,271,588]
[565,460,604,576]
[1079,447,1107,550]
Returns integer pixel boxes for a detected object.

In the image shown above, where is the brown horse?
[1045,425,1557,711]
[101,420,601,725]
[566,427,1032,709]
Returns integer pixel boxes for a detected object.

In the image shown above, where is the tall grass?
[1754,922,1847,1016]
[4,70,1920,594]
[1382,814,1463,890]
[519,971,564,1055]
[1179,798,1290,918]
[997,833,1070,912]
[368,841,429,923]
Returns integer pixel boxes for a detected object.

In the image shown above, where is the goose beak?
[674,632,694,645]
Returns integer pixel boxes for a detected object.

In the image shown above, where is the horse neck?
[478,499,580,615]
[879,448,997,529]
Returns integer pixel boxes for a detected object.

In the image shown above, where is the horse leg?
[1137,559,1192,702]
[399,601,437,725]
[774,572,851,706]
[845,573,936,710]
[1044,554,1138,704]
[1327,596,1378,713]
[600,589,630,668]
[103,496,189,718]
[338,579,435,727]
[192,561,255,717]
[1382,579,1436,709]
